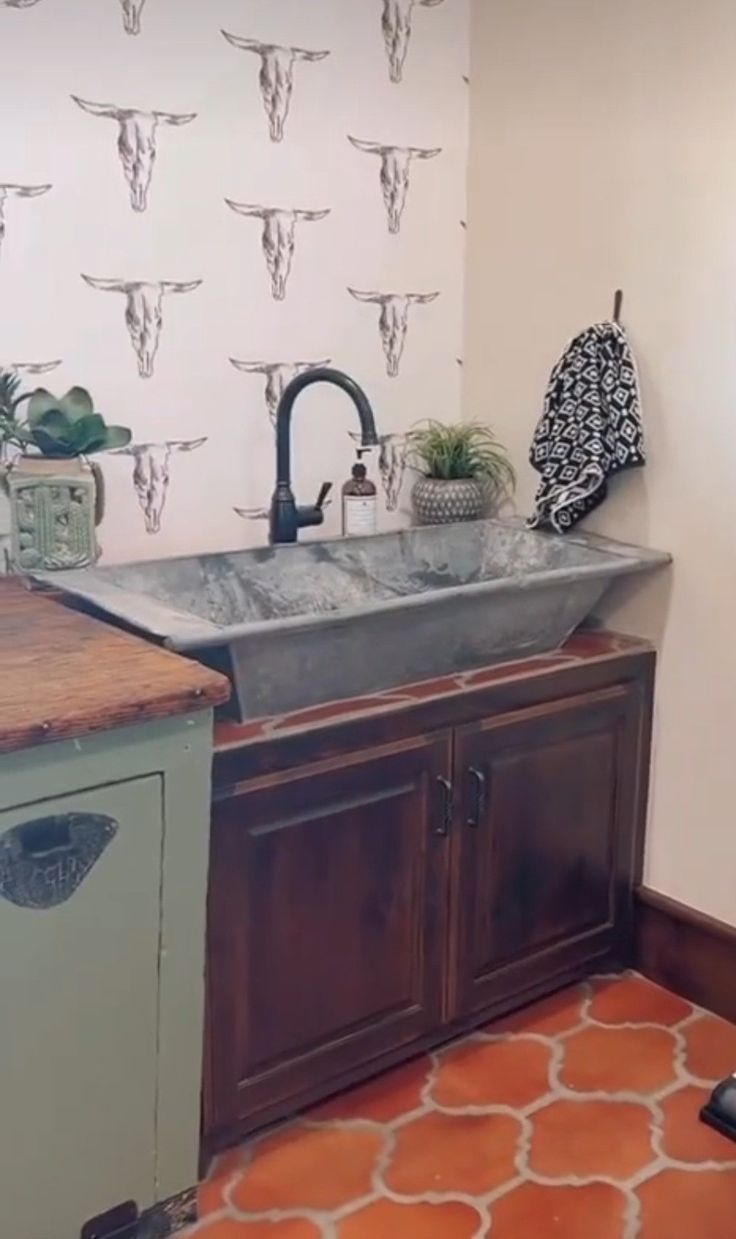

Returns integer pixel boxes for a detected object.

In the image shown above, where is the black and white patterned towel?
[528,321,645,533]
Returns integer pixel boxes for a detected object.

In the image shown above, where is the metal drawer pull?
[466,767,487,829]
[435,776,453,837]
[0,813,118,910]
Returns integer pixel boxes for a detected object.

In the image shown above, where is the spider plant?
[407,420,516,495]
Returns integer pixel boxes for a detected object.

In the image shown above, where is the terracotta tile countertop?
[0,579,230,755]
[215,629,652,752]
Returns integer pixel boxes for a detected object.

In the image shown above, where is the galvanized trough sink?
[40,520,669,721]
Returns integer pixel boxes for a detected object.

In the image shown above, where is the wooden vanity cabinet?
[205,649,654,1153]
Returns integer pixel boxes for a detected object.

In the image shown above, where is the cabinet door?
[448,686,643,1020]
[0,777,163,1239]
[205,733,451,1137]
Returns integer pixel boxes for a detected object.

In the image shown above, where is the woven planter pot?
[411,476,487,526]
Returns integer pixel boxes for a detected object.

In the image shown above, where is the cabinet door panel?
[205,734,450,1135]
[449,686,641,1019]
[0,777,162,1239]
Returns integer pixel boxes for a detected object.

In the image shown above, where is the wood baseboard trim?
[636,887,736,1023]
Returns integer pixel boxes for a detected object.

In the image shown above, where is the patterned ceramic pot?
[411,476,487,526]
[7,455,104,571]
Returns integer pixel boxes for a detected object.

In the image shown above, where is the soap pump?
[341,450,377,537]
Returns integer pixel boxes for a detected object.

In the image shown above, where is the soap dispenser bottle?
[341,453,377,537]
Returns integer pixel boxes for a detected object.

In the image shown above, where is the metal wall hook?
[613,289,624,324]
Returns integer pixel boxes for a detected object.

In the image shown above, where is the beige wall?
[465,0,736,925]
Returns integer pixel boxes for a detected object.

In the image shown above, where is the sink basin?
[39,520,669,721]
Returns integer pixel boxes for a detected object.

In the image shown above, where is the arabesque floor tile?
[489,1181,628,1239]
[659,1085,736,1164]
[638,1168,736,1237]
[683,1013,736,1081]
[338,1199,483,1238]
[230,1124,383,1214]
[487,985,586,1037]
[589,975,692,1027]
[559,1024,678,1094]
[528,1098,654,1179]
[432,1036,552,1108]
[189,1221,320,1238]
[185,974,736,1239]
[383,1110,521,1196]
[309,1055,431,1123]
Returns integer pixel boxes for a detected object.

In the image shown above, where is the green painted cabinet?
[0,711,215,1239]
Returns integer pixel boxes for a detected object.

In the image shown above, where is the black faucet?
[269,367,379,545]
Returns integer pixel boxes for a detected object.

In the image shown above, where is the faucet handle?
[296,482,332,532]
[315,481,333,510]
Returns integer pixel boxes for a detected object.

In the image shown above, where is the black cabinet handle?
[436,776,453,837]
[466,767,487,829]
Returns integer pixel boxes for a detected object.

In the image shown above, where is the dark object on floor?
[80,1188,197,1239]
[81,1201,139,1239]
[700,1074,736,1142]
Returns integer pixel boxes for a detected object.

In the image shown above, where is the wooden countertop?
[0,579,230,755]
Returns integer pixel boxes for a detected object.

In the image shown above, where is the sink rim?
[31,519,671,651]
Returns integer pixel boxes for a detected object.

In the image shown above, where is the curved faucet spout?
[270,367,379,545]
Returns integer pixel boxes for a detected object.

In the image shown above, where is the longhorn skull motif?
[229,358,331,426]
[72,97,197,212]
[381,0,446,84]
[349,288,439,378]
[222,31,330,143]
[82,276,202,379]
[114,438,207,533]
[226,202,330,301]
[349,137,441,234]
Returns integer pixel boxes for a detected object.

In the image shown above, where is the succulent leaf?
[71,413,108,453]
[59,386,94,422]
[31,426,78,457]
[102,425,132,451]
[27,388,60,427]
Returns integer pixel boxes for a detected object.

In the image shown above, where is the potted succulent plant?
[407,419,516,526]
[0,374,131,570]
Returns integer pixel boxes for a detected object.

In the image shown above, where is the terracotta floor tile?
[490,1182,628,1239]
[308,1055,431,1123]
[638,1168,736,1237]
[200,1149,250,1217]
[384,1110,521,1196]
[528,1099,654,1179]
[487,986,586,1037]
[560,1025,677,1094]
[683,1014,736,1082]
[230,1124,383,1213]
[338,1199,482,1238]
[188,1222,320,1238]
[589,975,692,1027]
[660,1085,736,1164]
[433,1037,552,1108]
[198,1176,231,1219]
